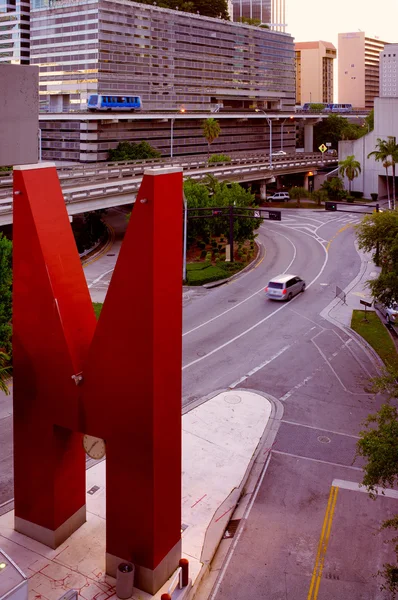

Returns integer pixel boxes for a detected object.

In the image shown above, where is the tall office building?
[295,41,336,105]
[0,0,30,63]
[380,44,398,98]
[30,0,295,112]
[338,32,389,109]
[232,0,285,31]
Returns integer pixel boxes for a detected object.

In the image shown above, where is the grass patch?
[351,310,398,369]
[93,302,103,319]
[186,261,246,285]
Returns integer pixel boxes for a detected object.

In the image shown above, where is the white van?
[265,274,306,301]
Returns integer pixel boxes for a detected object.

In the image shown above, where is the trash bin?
[116,562,135,599]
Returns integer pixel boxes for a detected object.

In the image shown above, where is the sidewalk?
[321,246,380,328]
[0,391,272,600]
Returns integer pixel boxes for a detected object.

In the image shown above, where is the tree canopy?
[137,0,229,19]
[356,211,398,304]
[313,114,367,151]
[184,178,261,247]
[108,141,161,162]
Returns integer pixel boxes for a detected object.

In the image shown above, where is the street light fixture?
[255,109,273,167]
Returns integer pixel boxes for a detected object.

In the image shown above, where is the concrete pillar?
[304,123,314,152]
[260,180,267,201]
[303,174,309,190]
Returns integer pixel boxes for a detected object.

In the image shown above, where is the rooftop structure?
[231,0,285,31]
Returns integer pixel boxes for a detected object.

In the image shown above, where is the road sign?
[326,142,332,147]
[254,210,260,218]
[319,144,327,153]
[360,299,372,308]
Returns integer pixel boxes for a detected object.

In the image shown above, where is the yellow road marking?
[82,223,115,268]
[326,224,351,252]
[307,485,339,600]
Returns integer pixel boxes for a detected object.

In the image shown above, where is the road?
[0,205,394,599]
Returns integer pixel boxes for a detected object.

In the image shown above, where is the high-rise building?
[232,0,285,31]
[30,0,295,112]
[295,41,336,105]
[0,0,30,64]
[380,44,398,98]
[338,32,389,109]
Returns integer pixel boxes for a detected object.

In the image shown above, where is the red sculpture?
[13,163,183,594]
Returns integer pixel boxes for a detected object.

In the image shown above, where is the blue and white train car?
[87,95,142,111]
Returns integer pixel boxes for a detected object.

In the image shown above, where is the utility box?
[0,549,28,600]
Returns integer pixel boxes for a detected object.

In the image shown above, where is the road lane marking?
[280,421,360,439]
[279,371,319,401]
[183,228,329,370]
[229,345,291,388]
[332,479,398,499]
[326,223,352,252]
[311,486,339,600]
[272,450,362,471]
[88,268,114,288]
[183,229,297,337]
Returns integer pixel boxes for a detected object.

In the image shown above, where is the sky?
[286,0,398,48]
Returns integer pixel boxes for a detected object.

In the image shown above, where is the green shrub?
[346,196,354,203]
[351,191,364,199]
[205,252,212,261]
[200,250,207,259]
[208,154,232,164]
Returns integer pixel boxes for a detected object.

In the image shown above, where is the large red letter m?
[12,164,183,594]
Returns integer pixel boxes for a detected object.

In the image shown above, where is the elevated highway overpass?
[0,152,338,226]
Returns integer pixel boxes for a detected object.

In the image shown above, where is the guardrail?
[0,153,338,217]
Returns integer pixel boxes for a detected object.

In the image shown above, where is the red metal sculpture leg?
[13,163,183,594]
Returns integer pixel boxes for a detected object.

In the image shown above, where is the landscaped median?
[186,260,246,286]
[351,310,398,369]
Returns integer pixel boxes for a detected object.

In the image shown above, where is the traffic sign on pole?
[319,144,327,153]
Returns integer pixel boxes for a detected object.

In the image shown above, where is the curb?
[188,390,284,600]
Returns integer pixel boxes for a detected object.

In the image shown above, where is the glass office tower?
[232,0,285,31]
[0,0,30,63]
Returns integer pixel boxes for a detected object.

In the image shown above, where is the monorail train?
[87,95,142,111]
[300,102,353,113]
[324,103,353,113]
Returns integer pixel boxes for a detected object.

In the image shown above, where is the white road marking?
[88,268,114,288]
[183,229,297,337]
[281,421,360,439]
[332,479,398,499]
[279,372,318,401]
[183,225,329,370]
[272,450,363,471]
[229,345,291,388]
[209,452,273,600]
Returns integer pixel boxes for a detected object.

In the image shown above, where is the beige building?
[380,43,398,98]
[295,41,336,105]
[338,32,389,110]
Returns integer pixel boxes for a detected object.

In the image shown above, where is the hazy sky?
[286,0,398,47]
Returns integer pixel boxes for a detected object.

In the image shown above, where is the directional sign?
[319,144,327,153]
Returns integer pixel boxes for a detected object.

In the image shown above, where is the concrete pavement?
[0,390,273,600]
[0,225,387,600]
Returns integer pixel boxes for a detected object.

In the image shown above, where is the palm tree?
[202,118,221,160]
[289,186,308,208]
[368,137,398,209]
[338,155,361,196]
[0,351,11,395]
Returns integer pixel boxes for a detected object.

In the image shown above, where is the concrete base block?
[106,538,182,595]
[14,505,86,549]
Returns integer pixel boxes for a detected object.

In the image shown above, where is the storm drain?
[222,519,241,539]
[87,485,100,495]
